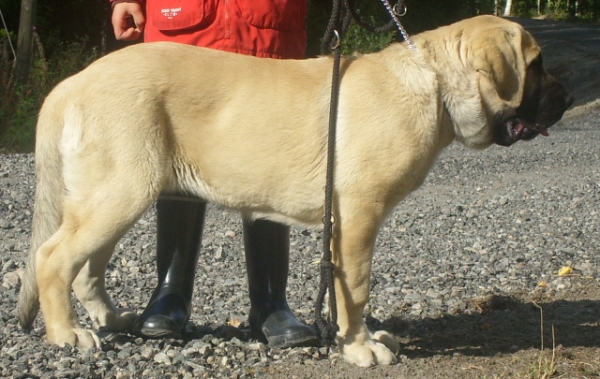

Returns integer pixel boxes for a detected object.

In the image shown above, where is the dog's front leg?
[332,212,399,367]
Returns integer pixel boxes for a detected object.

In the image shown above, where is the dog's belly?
[167,156,326,226]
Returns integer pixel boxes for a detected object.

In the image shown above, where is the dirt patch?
[258,284,600,378]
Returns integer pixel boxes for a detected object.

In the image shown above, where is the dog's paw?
[371,330,400,354]
[341,339,398,367]
[98,308,137,332]
[50,328,102,348]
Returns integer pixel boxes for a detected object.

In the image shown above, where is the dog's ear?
[465,19,541,110]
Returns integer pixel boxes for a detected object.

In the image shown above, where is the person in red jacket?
[110,0,317,348]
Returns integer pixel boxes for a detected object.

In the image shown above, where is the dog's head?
[491,53,573,146]
[428,16,573,148]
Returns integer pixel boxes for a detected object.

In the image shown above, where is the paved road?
[516,17,600,107]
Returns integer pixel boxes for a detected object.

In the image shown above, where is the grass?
[473,300,560,379]
[529,302,557,379]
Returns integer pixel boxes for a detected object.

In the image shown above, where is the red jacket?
[111,0,307,59]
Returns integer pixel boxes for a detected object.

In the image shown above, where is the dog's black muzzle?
[494,70,574,147]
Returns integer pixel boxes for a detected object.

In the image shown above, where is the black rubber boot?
[244,219,318,348]
[133,197,206,338]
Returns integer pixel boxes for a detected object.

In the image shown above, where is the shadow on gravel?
[106,294,599,360]
[372,295,600,359]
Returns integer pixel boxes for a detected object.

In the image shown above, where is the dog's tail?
[17,89,66,330]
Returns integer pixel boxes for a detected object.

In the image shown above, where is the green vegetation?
[1,35,99,152]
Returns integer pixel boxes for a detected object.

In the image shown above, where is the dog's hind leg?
[72,242,137,333]
[36,193,154,348]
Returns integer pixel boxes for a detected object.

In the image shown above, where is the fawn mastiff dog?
[18,15,572,366]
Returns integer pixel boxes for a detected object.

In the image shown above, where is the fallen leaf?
[558,266,573,276]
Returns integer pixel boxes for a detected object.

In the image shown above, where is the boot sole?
[264,331,320,349]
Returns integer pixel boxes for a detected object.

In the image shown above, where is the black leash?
[314,0,413,348]
[314,0,350,348]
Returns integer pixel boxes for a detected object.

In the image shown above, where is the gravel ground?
[1,18,600,379]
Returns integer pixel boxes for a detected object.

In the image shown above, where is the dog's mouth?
[494,70,573,147]
[494,116,550,146]
[506,116,549,140]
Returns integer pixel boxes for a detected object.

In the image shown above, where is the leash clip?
[381,0,418,53]
[329,30,341,51]
[393,3,407,17]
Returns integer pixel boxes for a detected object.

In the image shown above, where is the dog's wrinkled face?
[493,54,573,146]
[436,16,574,150]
